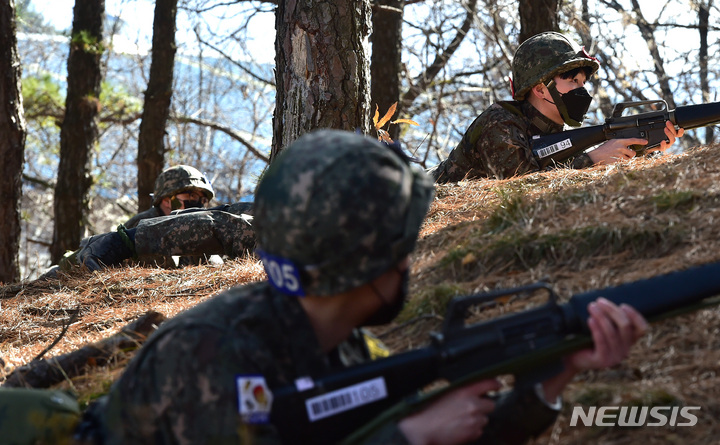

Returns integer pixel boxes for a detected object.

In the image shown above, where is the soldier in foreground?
[429,31,684,183]
[77,129,647,444]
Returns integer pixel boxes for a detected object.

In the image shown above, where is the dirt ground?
[2,145,719,443]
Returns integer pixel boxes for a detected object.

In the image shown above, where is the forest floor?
[2,144,720,444]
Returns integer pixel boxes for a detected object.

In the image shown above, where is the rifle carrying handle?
[611,100,668,118]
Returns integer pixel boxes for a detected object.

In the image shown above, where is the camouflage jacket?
[88,282,409,444]
[429,100,593,183]
[133,201,256,259]
[86,281,559,445]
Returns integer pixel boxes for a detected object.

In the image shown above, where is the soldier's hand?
[589,138,646,165]
[539,298,648,402]
[398,379,501,445]
[76,227,136,271]
[566,297,648,371]
[650,121,685,154]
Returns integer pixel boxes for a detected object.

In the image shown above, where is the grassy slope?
[2,145,720,443]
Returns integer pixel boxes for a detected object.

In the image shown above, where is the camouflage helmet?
[511,31,600,100]
[253,129,435,297]
[152,165,214,206]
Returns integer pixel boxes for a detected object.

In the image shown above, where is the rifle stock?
[269,262,720,444]
[532,100,720,168]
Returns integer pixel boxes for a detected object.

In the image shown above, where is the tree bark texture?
[371,0,403,141]
[0,0,26,284]
[698,0,713,144]
[50,0,105,263]
[518,0,559,44]
[137,0,178,212]
[271,0,372,161]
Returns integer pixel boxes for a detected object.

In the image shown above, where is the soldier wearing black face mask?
[429,31,684,183]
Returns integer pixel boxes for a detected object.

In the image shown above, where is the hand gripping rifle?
[269,261,720,444]
[531,100,720,168]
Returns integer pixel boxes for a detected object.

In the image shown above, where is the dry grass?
[1,257,265,404]
[2,146,720,442]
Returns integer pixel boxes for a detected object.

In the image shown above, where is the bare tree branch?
[174,114,270,163]
[400,0,478,110]
[601,0,676,107]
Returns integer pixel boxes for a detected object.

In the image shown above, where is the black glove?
[76,225,137,271]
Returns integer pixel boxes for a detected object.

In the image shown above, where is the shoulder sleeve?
[474,108,540,179]
[102,321,282,445]
[134,210,256,258]
[433,105,539,182]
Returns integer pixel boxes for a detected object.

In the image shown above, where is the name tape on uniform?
[535,138,573,159]
[305,377,388,422]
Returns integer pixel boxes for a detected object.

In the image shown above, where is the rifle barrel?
[566,261,720,331]
[672,101,720,130]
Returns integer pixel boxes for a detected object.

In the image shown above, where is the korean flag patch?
[237,375,274,424]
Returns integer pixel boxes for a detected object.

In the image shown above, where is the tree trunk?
[698,0,713,145]
[0,0,25,284]
[137,0,178,212]
[518,0,559,44]
[50,0,104,263]
[371,0,403,141]
[271,0,372,161]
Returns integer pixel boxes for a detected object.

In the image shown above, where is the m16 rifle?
[269,261,720,444]
[532,100,720,168]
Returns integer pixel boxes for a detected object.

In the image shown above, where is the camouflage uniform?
[133,202,256,259]
[430,101,593,183]
[84,283,411,444]
[430,32,599,183]
[84,285,558,445]
[79,130,559,444]
[126,167,248,265]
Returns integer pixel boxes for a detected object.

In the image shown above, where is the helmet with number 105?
[511,31,600,100]
[253,129,435,296]
[152,165,215,206]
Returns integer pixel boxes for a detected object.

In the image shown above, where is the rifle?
[531,100,720,168]
[269,261,720,444]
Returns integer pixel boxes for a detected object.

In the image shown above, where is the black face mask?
[545,82,593,127]
[362,268,409,326]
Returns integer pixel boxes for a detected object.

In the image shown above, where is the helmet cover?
[152,165,214,206]
[511,31,600,100]
[254,129,435,296]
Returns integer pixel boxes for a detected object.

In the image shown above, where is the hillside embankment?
[2,144,720,443]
